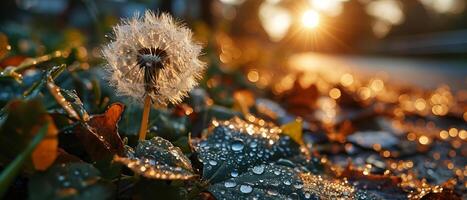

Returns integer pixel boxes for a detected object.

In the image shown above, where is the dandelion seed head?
[102,11,206,106]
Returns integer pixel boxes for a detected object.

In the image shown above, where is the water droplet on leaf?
[231,139,245,151]
[239,185,253,194]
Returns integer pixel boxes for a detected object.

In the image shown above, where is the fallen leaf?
[74,103,125,161]
[281,119,304,146]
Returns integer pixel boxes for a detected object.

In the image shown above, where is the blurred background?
[0,0,466,91]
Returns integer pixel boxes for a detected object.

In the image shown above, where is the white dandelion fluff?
[102,11,206,106]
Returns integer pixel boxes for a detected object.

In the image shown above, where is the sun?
[301,10,320,29]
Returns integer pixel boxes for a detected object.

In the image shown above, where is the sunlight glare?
[301,10,320,29]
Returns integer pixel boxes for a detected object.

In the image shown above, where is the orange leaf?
[31,116,58,171]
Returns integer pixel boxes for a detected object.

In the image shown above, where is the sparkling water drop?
[283,180,291,185]
[231,170,239,177]
[293,183,303,189]
[231,139,245,151]
[252,165,265,175]
[209,160,218,166]
[224,181,237,188]
[267,190,278,196]
[249,141,258,148]
[239,185,253,194]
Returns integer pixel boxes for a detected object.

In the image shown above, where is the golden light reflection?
[340,73,354,87]
[301,10,320,29]
[247,70,260,83]
[329,88,341,99]
[358,87,372,100]
[418,135,430,145]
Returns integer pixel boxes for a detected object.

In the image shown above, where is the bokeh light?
[301,10,320,29]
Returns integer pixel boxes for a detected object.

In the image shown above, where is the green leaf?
[196,117,301,183]
[114,136,196,180]
[28,163,114,200]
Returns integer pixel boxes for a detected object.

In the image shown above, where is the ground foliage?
[0,22,465,200]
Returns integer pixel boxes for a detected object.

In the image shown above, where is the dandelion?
[102,11,206,140]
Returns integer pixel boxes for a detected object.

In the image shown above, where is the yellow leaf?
[280,119,304,146]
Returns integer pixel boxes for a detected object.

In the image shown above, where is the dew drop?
[224,181,237,188]
[283,180,291,185]
[209,160,218,166]
[239,185,253,194]
[252,165,265,175]
[231,139,245,151]
[267,190,278,196]
[249,141,258,148]
[231,170,239,177]
[293,183,303,189]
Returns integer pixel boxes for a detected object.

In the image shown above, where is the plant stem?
[138,95,151,141]
[0,124,49,198]
[15,50,66,73]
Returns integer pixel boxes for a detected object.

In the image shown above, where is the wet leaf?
[46,77,89,122]
[28,163,114,200]
[114,136,195,180]
[209,164,306,199]
[73,103,125,161]
[196,117,300,183]
[134,179,190,199]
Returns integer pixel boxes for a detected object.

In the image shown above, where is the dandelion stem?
[138,95,151,141]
